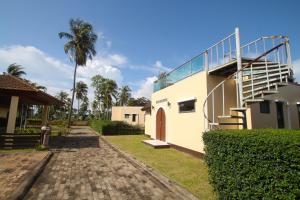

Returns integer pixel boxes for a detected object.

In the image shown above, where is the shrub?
[88,119,111,134]
[102,121,144,135]
[26,118,42,125]
[35,144,48,151]
[203,129,300,199]
[72,121,88,126]
[49,119,66,126]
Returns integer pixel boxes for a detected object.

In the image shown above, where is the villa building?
[111,106,145,126]
[144,28,300,155]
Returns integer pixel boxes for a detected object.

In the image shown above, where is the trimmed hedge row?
[102,121,144,135]
[89,120,144,135]
[203,129,300,200]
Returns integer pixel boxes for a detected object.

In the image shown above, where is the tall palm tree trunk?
[78,99,80,119]
[68,63,77,128]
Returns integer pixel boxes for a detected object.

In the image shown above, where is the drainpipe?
[235,27,243,108]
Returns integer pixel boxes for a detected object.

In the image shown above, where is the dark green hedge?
[203,129,300,200]
[102,121,144,135]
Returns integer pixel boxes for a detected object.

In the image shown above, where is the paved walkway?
[0,151,48,200]
[25,126,194,200]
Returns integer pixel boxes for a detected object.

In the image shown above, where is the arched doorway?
[156,108,166,141]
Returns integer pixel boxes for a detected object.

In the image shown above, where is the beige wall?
[144,113,151,135]
[247,84,300,129]
[149,71,208,153]
[111,106,145,126]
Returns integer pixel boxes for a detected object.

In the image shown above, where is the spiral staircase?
[203,33,293,130]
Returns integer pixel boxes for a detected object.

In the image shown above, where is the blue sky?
[0,0,300,100]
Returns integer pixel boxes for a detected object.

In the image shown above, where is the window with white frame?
[178,100,196,113]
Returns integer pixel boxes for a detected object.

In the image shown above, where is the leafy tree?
[75,81,88,116]
[59,18,97,127]
[118,86,131,106]
[7,63,26,77]
[79,95,89,119]
[128,97,150,106]
[91,75,118,119]
[53,91,71,119]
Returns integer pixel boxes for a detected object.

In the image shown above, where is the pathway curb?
[100,135,199,200]
[8,151,53,200]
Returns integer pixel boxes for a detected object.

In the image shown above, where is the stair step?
[242,71,289,83]
[242,64,288,71]
[218,115,244,119]
[243,77,288,90]
[230,107,247,111]
[208,123,219,126]
[244,99,264,103]
[242,67,289,77]
[219,122,245,126]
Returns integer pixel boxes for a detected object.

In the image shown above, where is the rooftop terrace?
[153,28,288,92]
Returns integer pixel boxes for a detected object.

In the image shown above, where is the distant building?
[111,106,145,126]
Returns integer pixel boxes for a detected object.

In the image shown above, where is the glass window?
[260,101,270,113]
[178,100,196,113]
[132,114,137,122]
[124,114,130,119]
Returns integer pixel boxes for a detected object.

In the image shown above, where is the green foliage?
[15,127,40,134]
[89,119,111,134]
[35,144,48,151]
[72,121,89,126]
[26,118,42,125]
[203,129,300,200]
[49,119,67,126]
[102,121,144,135]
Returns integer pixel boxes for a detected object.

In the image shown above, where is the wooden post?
[42,105,49,126]
[6,96,19,133]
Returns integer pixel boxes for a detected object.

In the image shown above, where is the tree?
[7,63,26,77]
[59,18,97,127]
[91,75,118,119]
[75,81,88,116]
[79,95,89,119]
[54,91,70,119]
[128,97,150,106]
[118,86,131,106]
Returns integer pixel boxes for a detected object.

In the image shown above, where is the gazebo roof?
[0,74,64,106]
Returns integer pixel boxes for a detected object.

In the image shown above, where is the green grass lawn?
[104,135,216,200]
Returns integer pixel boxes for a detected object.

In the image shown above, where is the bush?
[35,144,48,151]
[203,129,300,199]
[26,118,42,126]
[89,119,111,134]
[102,121,144,135]
[49,119,66,126]
[72,121,88,126]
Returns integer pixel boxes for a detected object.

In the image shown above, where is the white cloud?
[293,58,300,82]
[132,76,156,99]
[0,45,124,105]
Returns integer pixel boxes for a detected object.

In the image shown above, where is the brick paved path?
[25,127,195,200]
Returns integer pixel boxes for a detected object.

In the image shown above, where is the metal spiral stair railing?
[203,40,290,131]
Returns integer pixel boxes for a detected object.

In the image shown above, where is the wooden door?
[156,108,166,141]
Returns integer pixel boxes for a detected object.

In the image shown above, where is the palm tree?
[75,81,88,116]
[7,63,26,77]
[59,18,97,127]
[118,86,131,106]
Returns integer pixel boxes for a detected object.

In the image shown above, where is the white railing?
[203,41,289,130]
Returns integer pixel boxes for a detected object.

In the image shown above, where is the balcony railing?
[153,32,237,92]
[153,30,289,93]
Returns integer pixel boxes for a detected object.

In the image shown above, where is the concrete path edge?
[99,134,199,200]
[8,151,53,200]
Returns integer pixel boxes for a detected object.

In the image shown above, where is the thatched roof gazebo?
[0,74,64,133]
